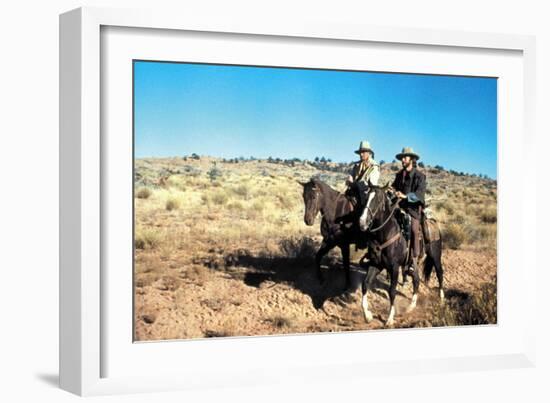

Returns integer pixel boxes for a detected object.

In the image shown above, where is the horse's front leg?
[340,243,351,291]
[386,264,400,327]
[361,266,380,323]
[315,241,332,285]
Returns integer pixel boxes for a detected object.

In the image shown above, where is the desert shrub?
[479,207,497,223]
[432,279,497,326]
[466,223,496,248]
[135,227,163,249]
[166,175,186,191]
[231,184,249,199]
[451,213,466,224]
[136,187,152,199]
[266,315,293,329]
[276,193,295,210]
[442,223,466,249]
[211,190,229,205]
[182,265,210,286]
[166,197,180,211]
[465,223,486,243]
[227,201,244,211]
[204,317,238,338]
[436,201,456,216]
[207,163,222,182]
[250,200,264,214]
[279,236,317,259]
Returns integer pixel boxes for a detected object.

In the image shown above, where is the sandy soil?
[134,247,496,341]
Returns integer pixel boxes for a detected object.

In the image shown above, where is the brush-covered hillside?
[134,156,497,341]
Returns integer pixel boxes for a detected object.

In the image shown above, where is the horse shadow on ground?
[221,249,407,310]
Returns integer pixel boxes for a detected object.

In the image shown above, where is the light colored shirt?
[348,160,380,186]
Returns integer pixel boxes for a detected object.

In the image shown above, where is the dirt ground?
[134,246,496,341]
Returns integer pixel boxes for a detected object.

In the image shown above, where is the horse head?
[298,178,323,226]
[361,182,392,230]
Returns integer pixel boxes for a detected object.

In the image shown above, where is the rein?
[366,194,403,253]
[372,230,402,252]
[368,199,400,232]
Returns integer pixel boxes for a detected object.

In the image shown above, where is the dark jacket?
[391,167,426,218]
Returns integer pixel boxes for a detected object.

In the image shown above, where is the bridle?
[364,190,400,232]
[307,186,322,220]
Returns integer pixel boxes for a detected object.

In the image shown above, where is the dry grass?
[479,206,497,223]
[135,227,164,250]
[432,278,497,326]
[136,187,152,199]
[166,197,181,211]
[279,236,317,259]
[441,223,467,249]
[266,315,294,329]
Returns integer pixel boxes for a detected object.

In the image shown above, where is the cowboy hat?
[354,140,374,155]
[395,146,420,160]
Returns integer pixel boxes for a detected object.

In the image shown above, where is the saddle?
[421,207,441,243]
[394,207,412,242]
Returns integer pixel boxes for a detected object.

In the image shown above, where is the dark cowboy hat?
[354,140,374,155]
[395,146,420,160]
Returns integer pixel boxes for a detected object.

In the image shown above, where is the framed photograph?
[60,7,536,396]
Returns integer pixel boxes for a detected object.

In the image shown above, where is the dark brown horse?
[359,184,444,326]
[299,178,364,291]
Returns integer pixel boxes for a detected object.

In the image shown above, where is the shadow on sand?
[222,250,406,309]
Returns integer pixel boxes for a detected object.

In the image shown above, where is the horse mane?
[310,177,338,194]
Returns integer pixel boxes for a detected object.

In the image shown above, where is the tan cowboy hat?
[354,140,374,155]
[395,146,420,160]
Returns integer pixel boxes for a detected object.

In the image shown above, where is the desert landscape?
[133,155,497,341]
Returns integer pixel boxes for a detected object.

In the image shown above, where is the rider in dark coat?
[391,147,426,274]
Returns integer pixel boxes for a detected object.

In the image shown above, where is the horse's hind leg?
[361,266,380,323]
[400,265,408,288]
[434,257,444,301]
[386,264,400,326]
[430,241,445,301]
[315,241,332,285]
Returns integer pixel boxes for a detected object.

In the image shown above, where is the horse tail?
[423,252,434,282]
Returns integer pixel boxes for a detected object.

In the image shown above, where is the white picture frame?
[59,6,537,396]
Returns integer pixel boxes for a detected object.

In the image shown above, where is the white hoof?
[363,309,374,323]
[406,294,418,313]
[385,306,396,327]
[439,289,445,301]
[362,293,373,323]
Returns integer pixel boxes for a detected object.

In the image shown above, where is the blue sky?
[134,61,497,178]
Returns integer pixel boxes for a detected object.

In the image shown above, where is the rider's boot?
[407,256,418,276]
